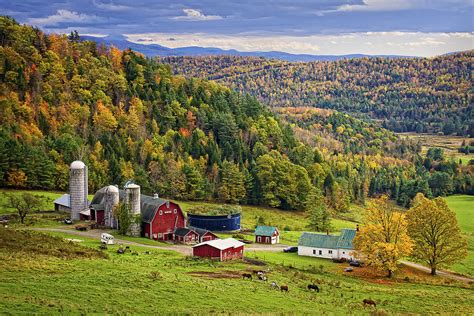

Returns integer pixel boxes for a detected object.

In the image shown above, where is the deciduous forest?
[162,54,473,136]
[0,17,472,218]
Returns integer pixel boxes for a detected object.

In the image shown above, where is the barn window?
[173,209,177,214]
[313,250,316,255]
[328,250,333,254]
[166,201,170,208]
[318,250,322,255]
[343,252,345,254]
[159,210,163,215]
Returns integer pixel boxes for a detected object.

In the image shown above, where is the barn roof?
[140,194,168,223]
[54,194,70,208]
[298,229,357,250]
[192,238,244,250]
[254,225,278,236]
[189,226,217,237]
[174,227,196,237]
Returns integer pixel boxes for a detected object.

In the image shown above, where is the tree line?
[162,53,473,136]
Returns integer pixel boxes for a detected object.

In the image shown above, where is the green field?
[445,195,474,277]
[1,228,472,315]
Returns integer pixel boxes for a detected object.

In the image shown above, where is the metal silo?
[104,185,119,228]
[125,182,141,236]
[69,160,88,220]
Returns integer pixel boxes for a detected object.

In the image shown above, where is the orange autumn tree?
[353,195,413,278]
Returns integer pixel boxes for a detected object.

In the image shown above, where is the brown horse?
[280,285,289,292]
[363,299,376,308]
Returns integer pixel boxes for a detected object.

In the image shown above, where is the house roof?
[192,238,244,250]
[254,225,278,236]
[299,232,340,249]
[174,227,196,237]
[298,229,357,250]
[336,229,357,249]
[54,194,70,208]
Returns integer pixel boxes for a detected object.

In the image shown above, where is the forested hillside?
[0,17,472,217]
[162,54,473,136]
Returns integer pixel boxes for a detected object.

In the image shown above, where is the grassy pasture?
[445,195,474,277]
[397,132,474,163]
[1,228,473,315]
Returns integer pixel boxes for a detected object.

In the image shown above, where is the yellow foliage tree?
[406,193,467,275]
[353,195,413,278]
[93,101,118,132]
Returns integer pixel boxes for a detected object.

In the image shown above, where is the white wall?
[337,249,354,260]
[298,246,336,259]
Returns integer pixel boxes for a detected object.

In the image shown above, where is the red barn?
[141,196,185,241]
[192,238,245,261]
[173,228,199,244]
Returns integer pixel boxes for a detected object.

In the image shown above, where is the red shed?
[174,227,199,244]
[192,238,245,261]
[254,226,280,244]
[141,197,185,241]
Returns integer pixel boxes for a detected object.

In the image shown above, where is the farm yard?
[1,189,473,314]
[1,228,473,315]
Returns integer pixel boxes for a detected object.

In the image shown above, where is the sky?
[1,0,473,56]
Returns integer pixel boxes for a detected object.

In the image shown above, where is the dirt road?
[399,260,474,282]
[31,227,288,255]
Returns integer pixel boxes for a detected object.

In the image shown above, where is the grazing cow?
[131,251,139,256]
[307,284,320,292]
[99,244,107,250]
[253,270,265,275]
[363,299,376,308]
[117,248,124,254]
[258,275,267,281]
[242,273,253,280]
[280,285,289,292]
[270,282,278,289]
[144,251,151,255]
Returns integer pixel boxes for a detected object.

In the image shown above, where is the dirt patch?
[243,257,267,266]
[188,270,242,279]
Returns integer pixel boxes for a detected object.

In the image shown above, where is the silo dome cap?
[70,160,86,169]
[125,183,140,189]
[105,185,119,193]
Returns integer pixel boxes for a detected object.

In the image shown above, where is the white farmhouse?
[297,229,357,260]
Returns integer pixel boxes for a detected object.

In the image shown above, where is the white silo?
[124,182,141,236]
[104,185,119,228]
[69,160,88,220]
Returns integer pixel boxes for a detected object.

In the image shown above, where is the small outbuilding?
[173,227,199,244]
[54,194,71,212]
[192,238,245,261]
[254,225,280,244]
[190,227,219,243]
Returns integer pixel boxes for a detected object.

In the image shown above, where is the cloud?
[28,10,99,26]
[125,32,474,57]
[172,9,223,21]
[93,0,130,11]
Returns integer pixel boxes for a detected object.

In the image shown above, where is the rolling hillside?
[162,53,473,136]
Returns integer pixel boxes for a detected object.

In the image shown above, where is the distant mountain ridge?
[81,35,412,62]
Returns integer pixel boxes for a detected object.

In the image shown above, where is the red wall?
[193,245,244,261]
[221,245,244,261]
[193,244,222,259]
[146,202,185,240]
